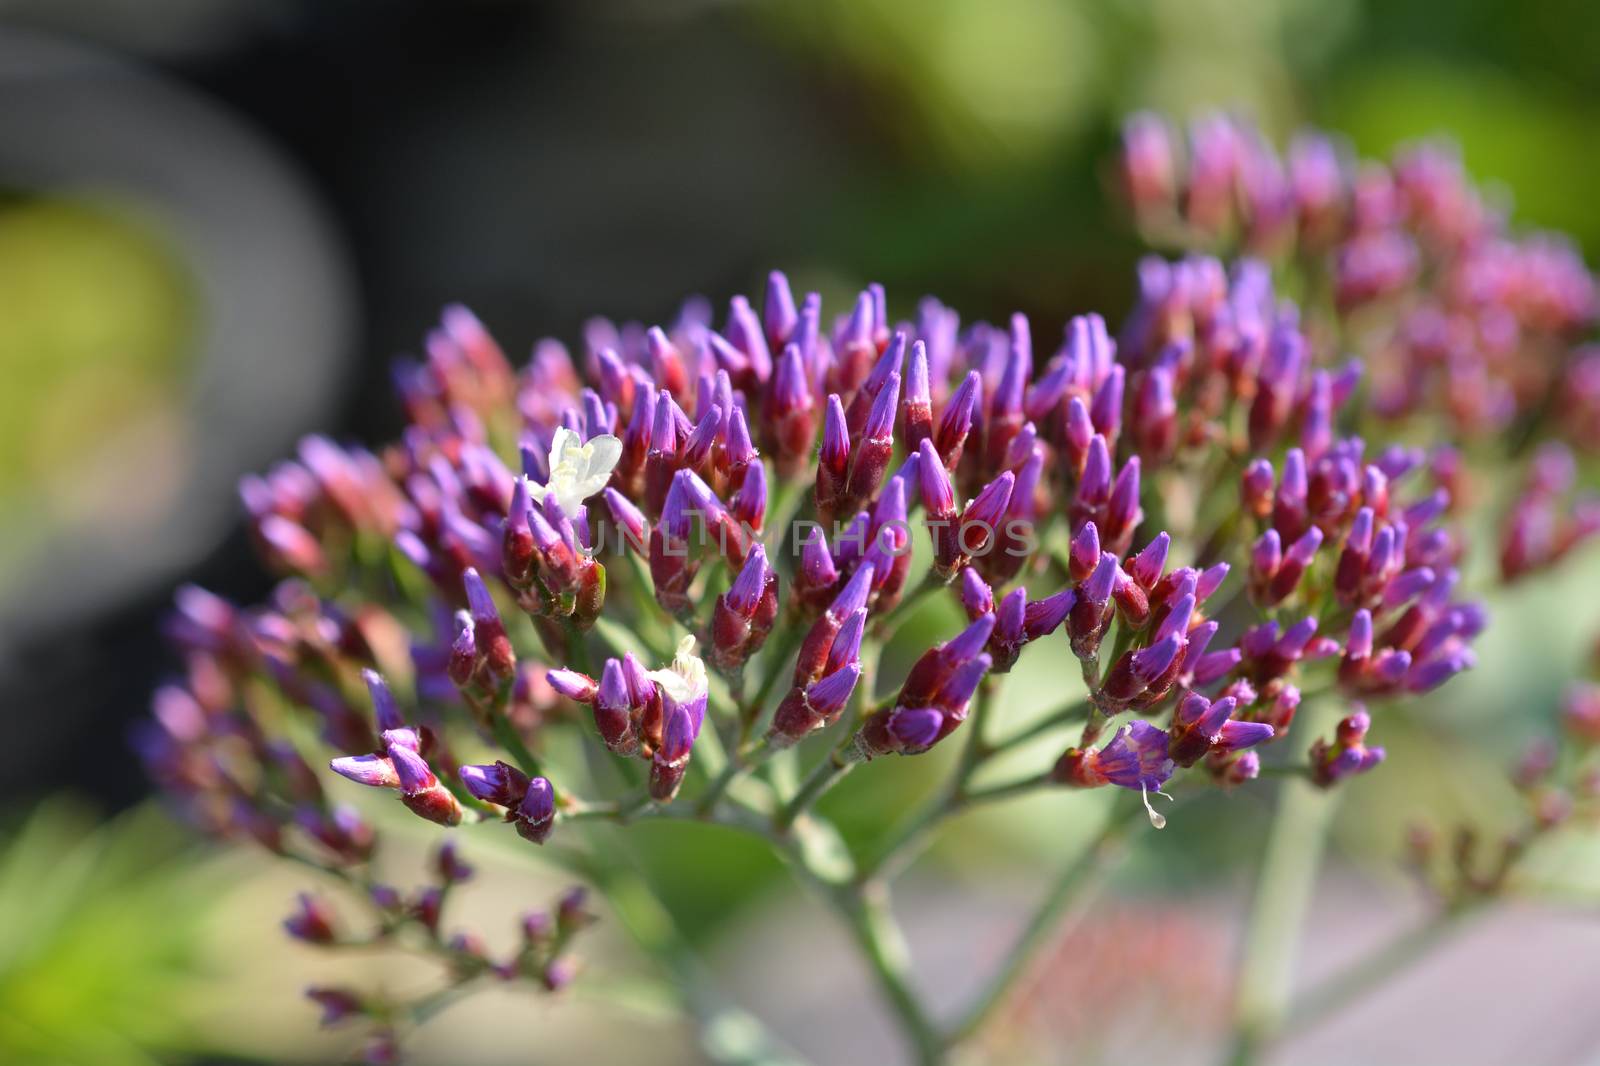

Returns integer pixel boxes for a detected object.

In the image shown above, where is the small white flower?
[647,635,709,704]
[529,427,622,517]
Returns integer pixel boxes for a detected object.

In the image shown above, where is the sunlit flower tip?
[459,760,532,807]
[683,404,723,466]
[1217,719,1275,752]
[602,487,647,546]
[1106,457,1143,528]
[518,776,556,824]
[1069,521,1101,581]
[1130,532,1170,590]
[1196,562,1230,603]
[1078,436,1111,504]
[1024,589,1075,640]
[1064,395,1093,459]
[1241,458,1275,516]
[362,669,405,733]
[935,371,980,464]
[461,568,497,624]
[770,345,811,414]
[904,340,933,445]
[546,668,598,704]
[1134,631,1184,680]
[1213,749,1262,787]
[947,613,998,664]
[916,439,956,517]
[1406,648,1476,693]
[724,544,769,617]
[936,653,991,710]
[724,405,756,467]
[730,460,767,531]
[807,664,861,719]
[887,707,944,750]
[1084,552,1119,606]
[963,471,1015,530]
[961,569,995,619]
[1089,364,1124,439]
[820,393,849,471]
[1250,529,1283,583]
[865,370,901,438]
[866,330,907,394]
[285,892,338,944]
[386,741,436,793]
[993,586,1026,643]
[330,753,400,789]
[259,515,328,575]
[1191,647,1241,686]
[832,562,877,618]
[763,270,798,349]
[827,609,868,673]
[799,528,839,589]
[1310,707,1385,787]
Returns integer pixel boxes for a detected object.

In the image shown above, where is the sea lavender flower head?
[137,222,1534,1064]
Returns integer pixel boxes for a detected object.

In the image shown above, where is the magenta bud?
[960,569,994,619]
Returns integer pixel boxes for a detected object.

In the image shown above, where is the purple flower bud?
[547,668,599,703]
[1130,532,1170,590]
[961,569,995,619]
[460,760,532,807]
[1090,364,1125,442]
[935,371,980,468]
[764,271,797,351]
[904,340,933,450]
[827,609,868,675]
[733,459,767,531]
[330,753,400,789]
[516,777,556,843]
[362,669,405,733]
[887,707,944,750]
[1070,522,1102,582]
[1023,588,1075,640]
[806,664,862,719]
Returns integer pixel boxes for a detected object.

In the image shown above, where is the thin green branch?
[1226,702,1343,1066]
[945,796,1137,1046]
[775,747,857,832]
[834,882,944,1066]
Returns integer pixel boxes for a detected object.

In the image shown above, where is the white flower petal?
[647,636,708,703]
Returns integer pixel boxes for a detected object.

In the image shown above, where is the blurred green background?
[2,1,1597,1063]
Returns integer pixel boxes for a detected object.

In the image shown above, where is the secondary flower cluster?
[1118,113,1600,587]
[1119,112,1596,440]
[141,251,1505,1052]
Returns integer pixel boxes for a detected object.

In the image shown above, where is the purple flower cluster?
[1118,112,1597,442]
[139,243,1526,1050]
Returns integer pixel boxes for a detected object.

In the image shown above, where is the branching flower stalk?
[136,113,1600,1065]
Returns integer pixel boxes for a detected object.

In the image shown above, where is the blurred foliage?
[0,800,218,1066]
[0,194,194,577]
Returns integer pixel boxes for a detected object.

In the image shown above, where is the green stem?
[946,798,1134,1045]
[989,697,1094,756]
[959,771,1052,807]
[742,623,805,734]
[1227,703,1343,1065]
[697,739,774,816]
[835,882,945,1066]
[776,748,857,831]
